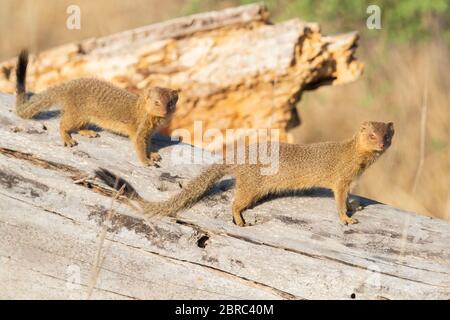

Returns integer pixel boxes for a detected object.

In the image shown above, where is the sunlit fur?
[15,50,178,166]
[96,121,394,226]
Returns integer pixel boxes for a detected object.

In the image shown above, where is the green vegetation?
[431,138,448,152]
[220,0,450,42]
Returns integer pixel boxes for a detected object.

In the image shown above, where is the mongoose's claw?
[143,159,155,166]
[340,215,359,225]
[64,139,78,147]
[347,217,358,224]
[142,157,160,167]
[150,152,162,162]
[232,216,246,227]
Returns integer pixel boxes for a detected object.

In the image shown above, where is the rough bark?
[0,93,449,299]
[0,3,363,145]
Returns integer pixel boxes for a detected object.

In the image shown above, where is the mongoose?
[95,121,394,225]
[15,50,178,166]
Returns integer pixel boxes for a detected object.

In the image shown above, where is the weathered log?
[0,93,449,299]
[0,3,363,146]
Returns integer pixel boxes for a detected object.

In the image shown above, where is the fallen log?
[0,92,449,299]
[0,3,363,146]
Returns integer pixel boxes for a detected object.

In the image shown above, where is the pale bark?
[0,92,449,299]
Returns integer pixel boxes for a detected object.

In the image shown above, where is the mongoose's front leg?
[134,124,160,166]
[334,185,358,225]
[60,115,78,147]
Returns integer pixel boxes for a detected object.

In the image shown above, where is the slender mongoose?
[96,121,394,225]
[15,50,178,166]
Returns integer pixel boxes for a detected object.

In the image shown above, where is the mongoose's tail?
[15,49,28,106]
[95,165,230,217]
[15,49,60,119]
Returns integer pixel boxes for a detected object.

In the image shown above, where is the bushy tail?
[15,49,28,106]
[15,49,59,119]
[95,165,229,217]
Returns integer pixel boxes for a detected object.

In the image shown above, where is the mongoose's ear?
[146,88,155,100]
[171,89,179,102]
[387,122,395,135]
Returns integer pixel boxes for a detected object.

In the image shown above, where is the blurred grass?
[0,0,449,219]
[0,0,188,61]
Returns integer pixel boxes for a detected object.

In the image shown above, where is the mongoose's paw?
[142,158,156,166]
[150,152,162,162]
[232,216,248,227]
[64,139,78,147]
[340,215,359,225]
[78,130,99,138]
[142,155,161,167]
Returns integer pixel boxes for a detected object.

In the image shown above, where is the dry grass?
[0,0,187,61]
[1,0,448,220]
[292,40,450,219]
[86,183,125,299]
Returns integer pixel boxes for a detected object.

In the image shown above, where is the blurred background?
[1,0,449,219]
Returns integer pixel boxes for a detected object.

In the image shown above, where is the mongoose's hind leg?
[232,201,247,227]
[78,129,99,138]
[334,185,358,225]
[231,183,261,227]
[59,115,79,147]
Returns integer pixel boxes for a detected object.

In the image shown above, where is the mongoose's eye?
[154,100,161,106]
[369,134,377,140]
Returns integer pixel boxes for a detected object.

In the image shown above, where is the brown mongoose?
[95,121,394,226]
[15,50,178,166]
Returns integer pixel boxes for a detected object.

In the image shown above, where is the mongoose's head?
[144,87,179,118]
[357,121,394,152]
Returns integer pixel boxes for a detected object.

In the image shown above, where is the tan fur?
[15,50,178,166]
[96,121,394,226]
